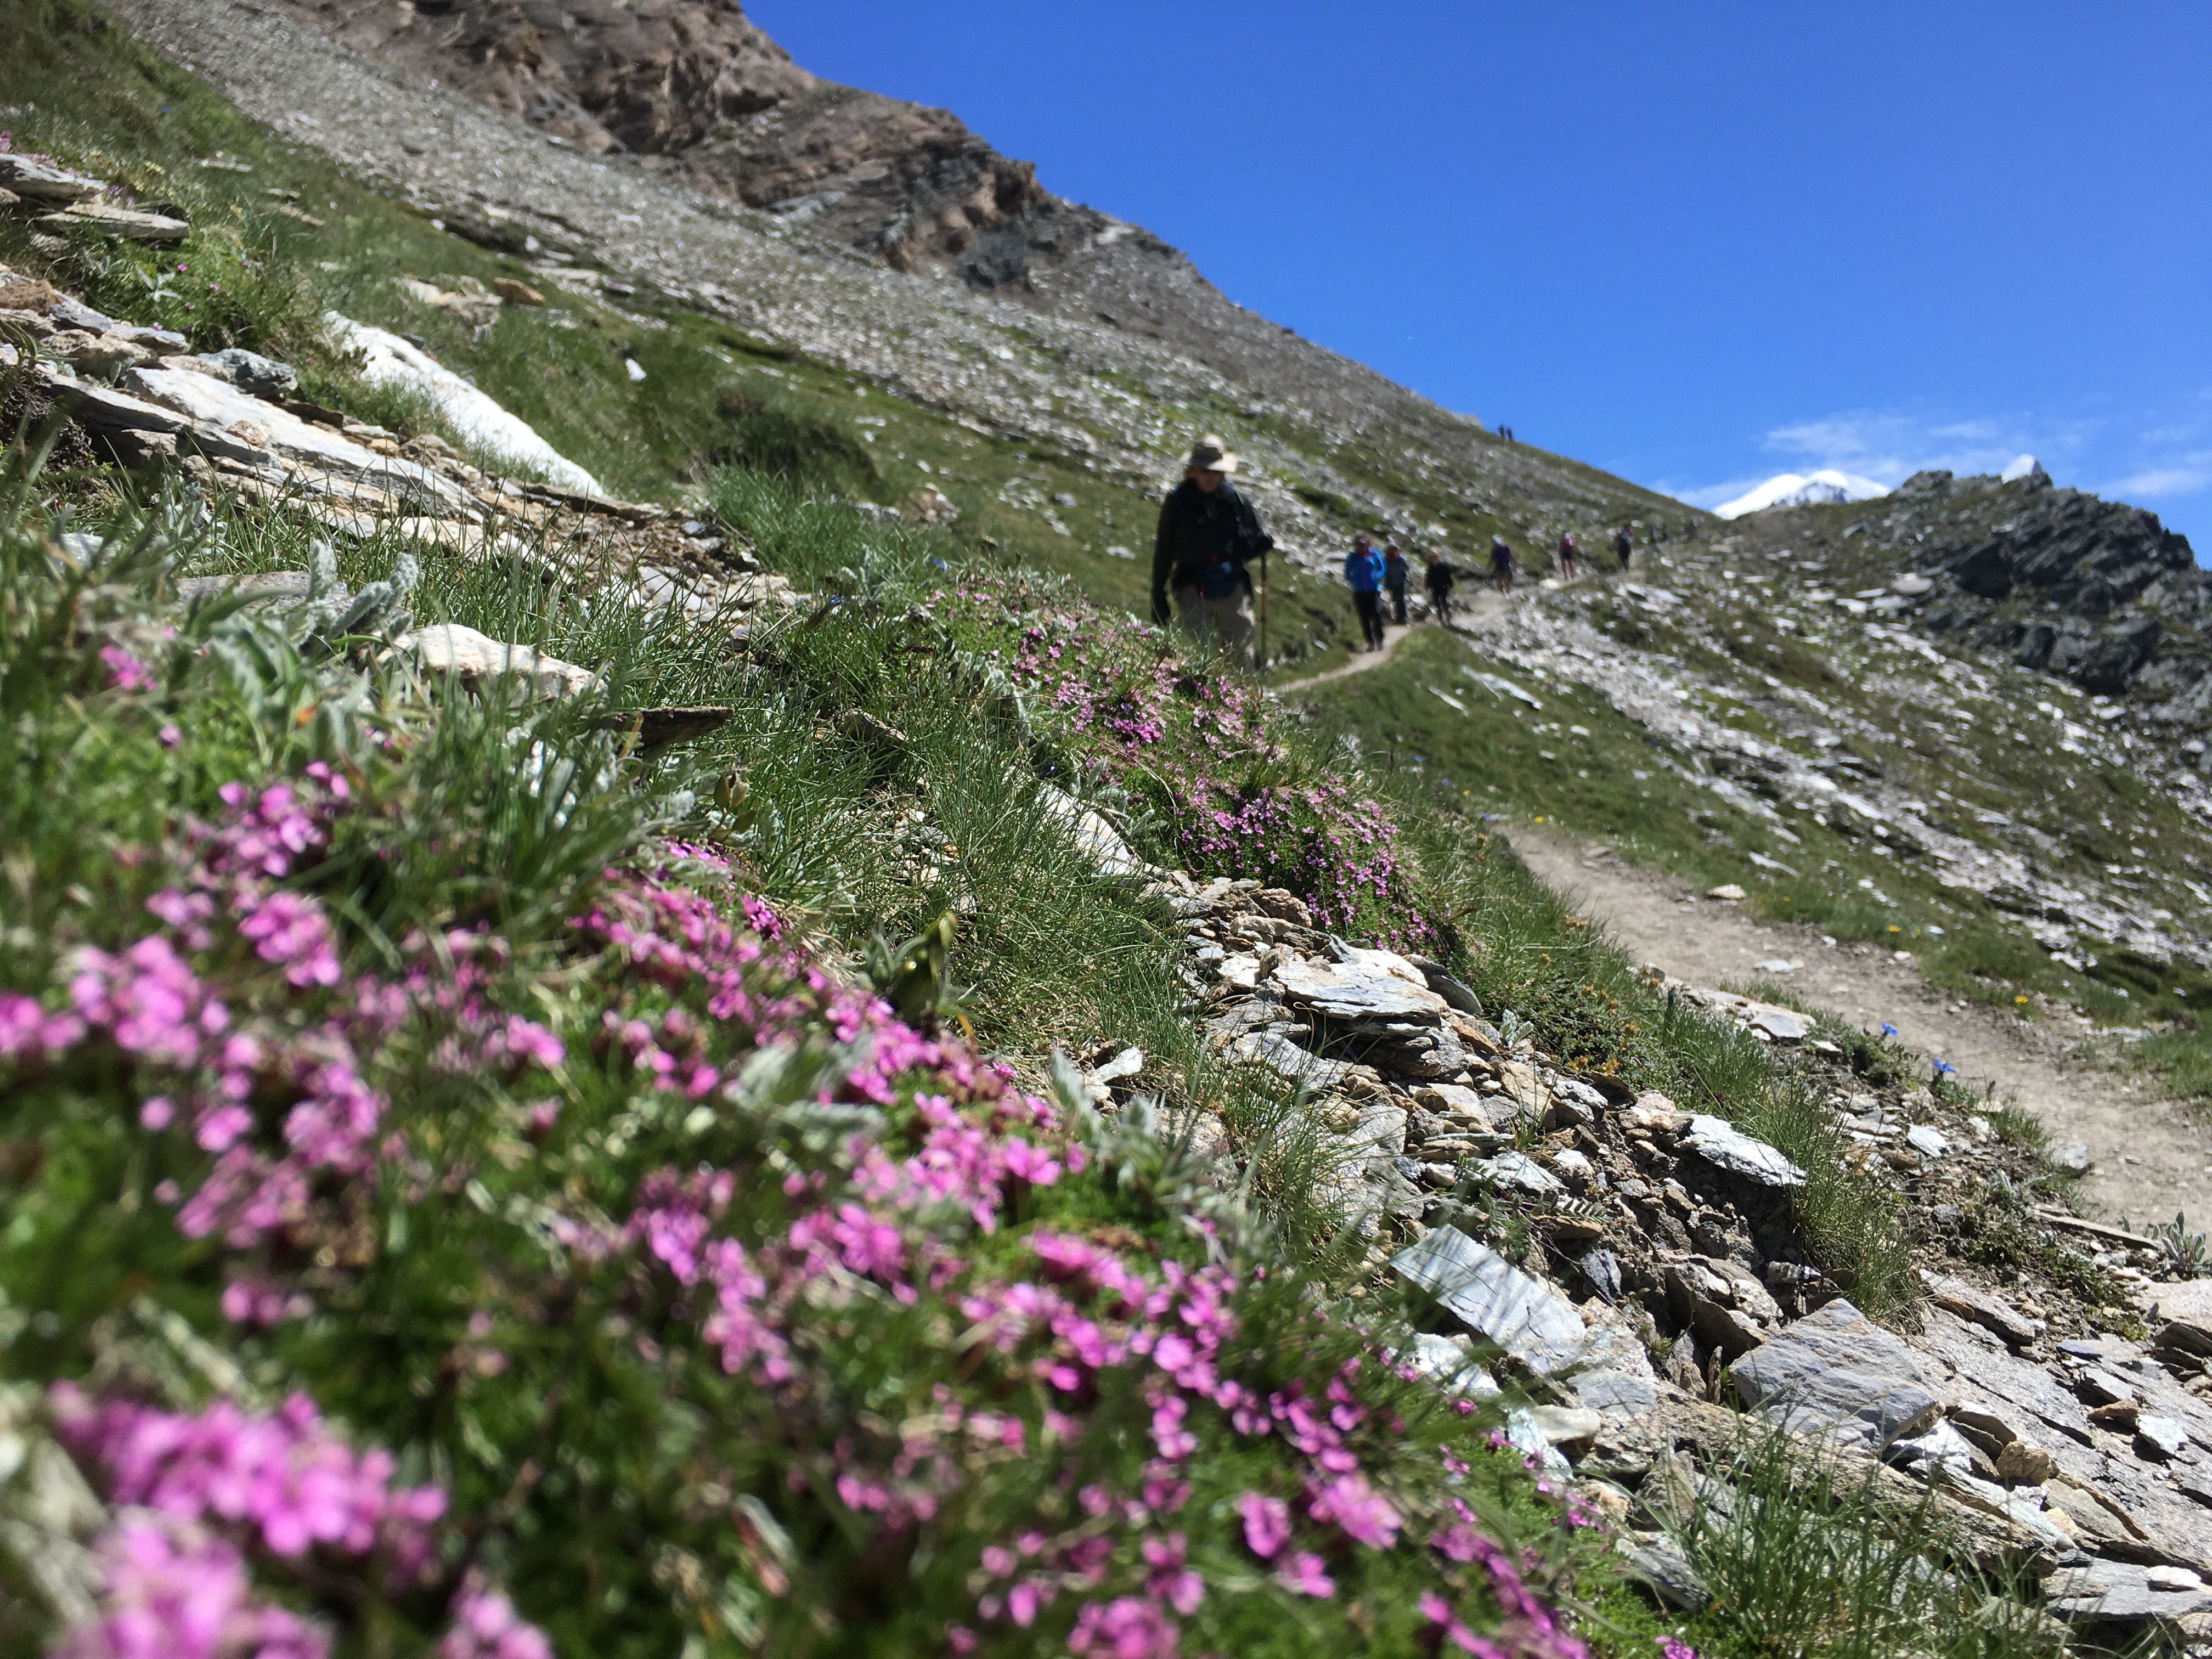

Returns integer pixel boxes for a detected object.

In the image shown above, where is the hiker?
[1383,542,1410,626]
[1557,532,1581,581]
[1150,433,1273,667]
[1423,550,1459,627]
[1612,525,1633,570]
[1345,532,1387,652]
[1488,535,1516,594]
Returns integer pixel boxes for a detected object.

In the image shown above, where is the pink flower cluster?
[50,1387,544,1659]
[952,577,1439,949]
[52,1385,447,1571]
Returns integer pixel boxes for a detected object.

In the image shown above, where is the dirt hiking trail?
[1273,586,1518,693]
[1508,825,2211,1232]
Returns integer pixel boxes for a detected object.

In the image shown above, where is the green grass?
[1659,1429,2064,1659]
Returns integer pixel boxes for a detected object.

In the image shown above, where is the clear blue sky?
[752,2,2212,550]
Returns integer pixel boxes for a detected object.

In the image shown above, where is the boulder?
[1730,1297,1945,1454]
[1391,1227,1589,1375]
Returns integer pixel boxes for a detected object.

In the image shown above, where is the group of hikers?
[1149,433,1641,665]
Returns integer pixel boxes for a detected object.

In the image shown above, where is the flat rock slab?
[1730,1297,1944,1454]
[1392,1227,1588,1375]
[1272,949,1448,1023]
[1920,1269,2040,1348]
[2045,1559,2212,1632]
[1681,1114,1805,1188]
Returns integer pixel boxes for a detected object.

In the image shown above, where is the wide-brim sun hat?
[1185,434,1239,475]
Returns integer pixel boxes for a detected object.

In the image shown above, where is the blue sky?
[751,2,2212,550]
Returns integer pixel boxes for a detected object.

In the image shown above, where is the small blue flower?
[1879,1023,1899,1039]
[1933,1059,1957,1077]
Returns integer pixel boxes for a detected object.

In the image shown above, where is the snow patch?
[2000,453,2045,482]
[1713,469,1890,519]
[323,313,601,494]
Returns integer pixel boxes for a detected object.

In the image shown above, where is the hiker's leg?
[1172,584,1212,647]
[1209,591,1255,668]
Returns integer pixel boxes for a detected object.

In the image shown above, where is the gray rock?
[1571,1366,1659,1420]
[1222,1029,1350,1092]
[1475,1150,1565,1200]
[2049,1140,2092,1175]
[1525,1404,1601,1454]
[0,155,104,203]
[1272,948,1448,1023]
[1619,1536,1709,1611]
[1746,1005,1809,1042]
[1581,1248,1622,1305]
[2138,1414,2193,1462]
[2045,1558,2212,1628]
[1920,1270,2040,1348]
[1391,1227,1589,1376]
[1680,1114,1806,1188]
[1886,1419,1980,1477]
[1730,1297,1945,1454]
[206,347,299,397]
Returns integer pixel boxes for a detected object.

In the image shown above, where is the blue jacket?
[1345,546,1385,593]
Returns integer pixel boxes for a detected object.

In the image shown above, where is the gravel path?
[1509,823,2211,1232]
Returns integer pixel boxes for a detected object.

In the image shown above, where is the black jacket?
[1150,479,1273,620]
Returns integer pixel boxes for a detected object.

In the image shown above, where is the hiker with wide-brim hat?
[1151,434,1273,667]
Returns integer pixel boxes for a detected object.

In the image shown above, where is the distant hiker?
[1151,434,1273,667]
[1423,550,1459,626]
[1383,542,1410,626]
[1345,532,1387,652]
[1611,526,1633,570]
[1557,533,1581,581]
[1488,535,1516,593]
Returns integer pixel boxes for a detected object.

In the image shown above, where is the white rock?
[1707,884,1748,901]
[1271,951,1448,1022]
[396,623,595,699]
[1681,1114,1805,1187]
[1037,784,1140,877]
[1906,1124,1951,1158]
[1476,1151,1565,1199]
[1391,1228,1590,1375]
[324,314,601,493]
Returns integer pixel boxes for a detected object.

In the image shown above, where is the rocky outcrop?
[1817,469,2211,709]
[270,0,1064,285]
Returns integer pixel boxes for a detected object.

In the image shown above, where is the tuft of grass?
[1661,1429,2064,1659]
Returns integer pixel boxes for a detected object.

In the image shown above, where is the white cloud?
[2103,459,2212,499]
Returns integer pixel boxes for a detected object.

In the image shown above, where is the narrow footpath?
[1508,824,2212,1233]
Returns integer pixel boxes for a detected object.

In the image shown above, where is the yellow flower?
[2015,995,2030,1005]
[1886,925,1901,933]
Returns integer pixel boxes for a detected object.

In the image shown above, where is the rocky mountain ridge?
[268,0,1074,286]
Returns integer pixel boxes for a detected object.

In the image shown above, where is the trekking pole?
[1257,545,1269,671]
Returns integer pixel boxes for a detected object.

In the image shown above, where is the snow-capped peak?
[2000,453,2045,482]
[1712,469,1891,519]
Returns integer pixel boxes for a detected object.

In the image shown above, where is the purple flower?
[1238,1492,1291,1559]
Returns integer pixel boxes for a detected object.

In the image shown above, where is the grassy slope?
[0,16,2104,1654]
